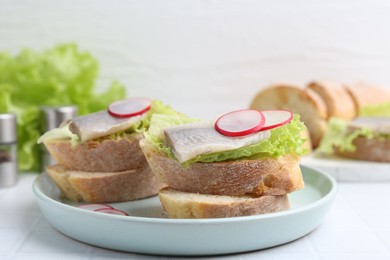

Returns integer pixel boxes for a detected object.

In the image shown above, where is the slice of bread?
[47,163,166,203]
[307,80,356,120]
[44,133,146,172]
[140,139,304,197]
[250,84,327,148]
[345,82,390,114]
[159,187,290,219]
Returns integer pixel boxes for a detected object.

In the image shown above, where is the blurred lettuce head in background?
[0,43,126,172]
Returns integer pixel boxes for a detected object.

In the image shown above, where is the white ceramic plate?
[33,165,336,256]
[301,155,390,182]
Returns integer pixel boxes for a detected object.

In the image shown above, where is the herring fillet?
[348,117,390,134]
[164,123,270,163]
[64,110,146,142]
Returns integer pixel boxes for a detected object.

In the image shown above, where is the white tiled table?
[1,173,390,260]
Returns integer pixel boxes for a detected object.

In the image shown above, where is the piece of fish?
[62,110,146,142]
[348,117,390,135]
[164,122,271,163]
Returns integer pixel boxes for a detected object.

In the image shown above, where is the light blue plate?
[32,165,336,256]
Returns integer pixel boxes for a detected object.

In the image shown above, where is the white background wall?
[1,0,390,119]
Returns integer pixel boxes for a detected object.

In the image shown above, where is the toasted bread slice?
[307,80,356,120]
[159,187,290,219]
[44,133,146,172]
[47,163,165,203]
[140,139,304,197]
[250,84,327,148]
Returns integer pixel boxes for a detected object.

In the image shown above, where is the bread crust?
[44,133,146,172]
[159,187,290,219]
[345,82,390,114]
[47,163,166,203]
[307,80,356,119]
[140,139,304,196]
[250,84,327,148]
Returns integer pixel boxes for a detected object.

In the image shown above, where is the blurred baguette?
[307,80,356,120]
[250,84,327,148]
[344,82,390,114]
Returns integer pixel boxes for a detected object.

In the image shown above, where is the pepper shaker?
[0,113,18,187]
[40,105,78,170]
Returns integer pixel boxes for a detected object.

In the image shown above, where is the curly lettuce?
[360,102,390,117]
[0,44,126,172]
[145,113,307,164]
[128,100,183,133]
[316,118,374,154]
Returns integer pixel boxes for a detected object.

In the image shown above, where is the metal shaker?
[0,113,18,187]
[40,106,78,170]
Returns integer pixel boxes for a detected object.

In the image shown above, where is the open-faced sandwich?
[317,117,390,162]
[38,98,178,203]
[316,82,390,162]
[140,109,307,219]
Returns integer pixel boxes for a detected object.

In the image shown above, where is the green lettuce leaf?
[129,100,184,133]
[360,102,390,117]
[145,113,307,164]
[0,44,126,172]
[316,118,374,154]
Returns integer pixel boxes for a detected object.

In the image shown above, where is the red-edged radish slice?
[261,110,293,131]
[95,208,129,216]
[215,109,265,137]
[76,204,114,211]
[108,97,152,118]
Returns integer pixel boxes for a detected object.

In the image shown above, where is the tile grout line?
[305,233,322,260]
[340,191,390,256]
[3,213,43,259]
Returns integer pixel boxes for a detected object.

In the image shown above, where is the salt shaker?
[0,113,18,187]
[40,105,78,169]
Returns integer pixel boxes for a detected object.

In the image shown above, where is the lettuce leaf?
[316,118,374,154]
[0,44,126,172]
[129,100,184,133]
[145,113,307,164]
[360,102,390,117]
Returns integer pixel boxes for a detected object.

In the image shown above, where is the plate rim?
[32,164,337,224]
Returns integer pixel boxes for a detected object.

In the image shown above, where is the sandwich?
[140,109,307,218]
[316,117,390,162]
[38,98,178,203]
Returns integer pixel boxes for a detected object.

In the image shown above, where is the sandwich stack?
[140,109,306,219]
[38,98,176,203]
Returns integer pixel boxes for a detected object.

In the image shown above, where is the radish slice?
[108,97,152,118]
[95,208,129,216]
[261,110,293,131]
[215,109,265,137]
[76,204,114,211]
